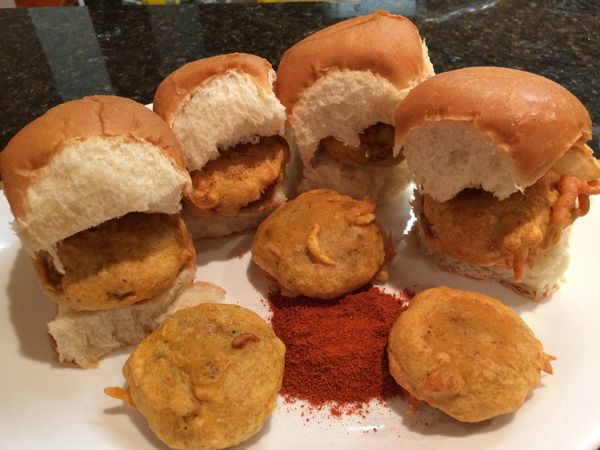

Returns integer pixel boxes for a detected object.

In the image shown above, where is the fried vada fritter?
[251,189,387,299]
[421,170,568,281]
[388,286,554,423]
[320,122,400,167]
[106,303,285,450]
[32,213,195,312]
[184,136,289,216]
[419,146,600,282]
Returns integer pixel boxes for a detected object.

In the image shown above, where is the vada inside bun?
[414,212,571,300]
[0,95,197,367]
[48,264,196,368]
[275,10,435,202]
[395,67,600,299]
[0,95,191,257]
[106,302,285,450]
[53,282,225,371]
[154,53,289,238]
[388,286,554,423]
[32,213,194,312]
[395,67,594,202]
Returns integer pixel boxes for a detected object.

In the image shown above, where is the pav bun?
[398,67,600,299]
[0,95,197,367]
[154,53,285,172]
[183,182,287,239]
[275,11,434,202]
[49,264,197,368]
[297,151,411,203]
[154,53,289,238]
[394,66,592,202]
[0,95,191,256]
[413,215,571,300]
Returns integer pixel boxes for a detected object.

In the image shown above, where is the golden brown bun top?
[275,11,429,113]
[0,95,186,220]
[153,53,274,123]
[395,66,592,180]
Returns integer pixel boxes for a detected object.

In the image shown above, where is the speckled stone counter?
[0,0,598,155]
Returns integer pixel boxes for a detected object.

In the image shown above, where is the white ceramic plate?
[1,187,599,450]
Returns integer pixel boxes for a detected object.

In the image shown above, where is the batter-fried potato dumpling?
[420,169,576,282]
[185,136,289,216]
[109,303,285,450]
[32,213,194,311]
[321,123,400,167]
[251,189,386,299]
[387,286,554,423]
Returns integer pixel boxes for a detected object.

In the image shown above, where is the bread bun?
[48,273,227,369]
[0,95,191,255]
[1,95,200,367]
[297,150,410,203]
[276,10,435,166]
[153,53,286,172]
[395,67,592,202]
[183,182,287,239]
[414,222,570,300]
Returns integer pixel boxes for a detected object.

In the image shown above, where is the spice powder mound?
[267,285,413,416]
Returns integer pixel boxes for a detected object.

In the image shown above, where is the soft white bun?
[395,67,592,202]
[155,281,226,323]
[415,223,570,300]
[0,96,191,256]
[48,267,224,368]
[154,53,286,172]
[276,11,435,166]
[183,182,286,239]
[287,70,429,167]
[298,150,410,203]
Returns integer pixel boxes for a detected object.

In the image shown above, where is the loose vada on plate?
[394,67,600,299]
[275,10,435,202]
[153,53,289,239]
[106,302,286,450]
[0,95,196,368]
[251,189,389,299]
[387,286,554,423]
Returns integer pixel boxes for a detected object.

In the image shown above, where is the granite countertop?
[0,0,598,155]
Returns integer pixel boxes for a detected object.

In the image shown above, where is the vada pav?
[275,10,435,202]
[394,67,600,299]
[154,53,289,239]
[106,303,286,450]
[251,189,388,299]
[387,286,554,423]
[0,96,196,367]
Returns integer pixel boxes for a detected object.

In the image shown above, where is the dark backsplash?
[1,0,598,155]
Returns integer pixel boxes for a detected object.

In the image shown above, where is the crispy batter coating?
[251,189,386,299]
[420,146,600,281]
[552,175,600,225]
[114,303,285,450]
[388,286,554,423]
[321,123,400,166]
[185,136,289,215]
[421,171,566,281]
[32,213,194,311]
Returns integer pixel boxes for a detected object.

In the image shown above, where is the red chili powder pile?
[267,286,413,416]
